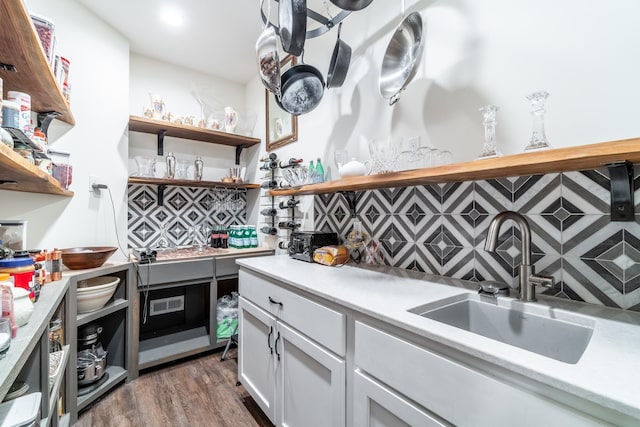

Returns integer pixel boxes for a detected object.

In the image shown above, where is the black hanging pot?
[279,0,307,56]
[326,22,351,89]
[279,62,325,116]
[329,0,373,11]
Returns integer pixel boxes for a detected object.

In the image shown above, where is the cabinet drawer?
[137,258,214,285]
[355,322,606,427]
[353,370,448,427]
[239,270,346,356]
[215,257,239,278]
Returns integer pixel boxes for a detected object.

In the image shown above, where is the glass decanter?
[156,223,171,249]
[525,91,551,151]
[478,105,501,159]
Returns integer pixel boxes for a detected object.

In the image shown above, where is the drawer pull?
[275,331,281,361]
[268,296,284,308]
[267,326,274,354]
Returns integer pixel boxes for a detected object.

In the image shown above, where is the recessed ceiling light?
[159,5,185,28]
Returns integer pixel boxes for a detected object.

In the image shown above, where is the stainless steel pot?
[257,0,281,96]
[77,347,108,386]
[326,22,351,89]
[329,0,373,11]
[379,11,424,105]
[256,26,281,97]
[279,0,307,56]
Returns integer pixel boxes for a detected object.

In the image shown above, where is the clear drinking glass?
[0,318,11,359]
[525,91,551,151]
[478,105,502,159]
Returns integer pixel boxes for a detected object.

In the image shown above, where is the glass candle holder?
[525,91,551,151]
[478,105,502,159]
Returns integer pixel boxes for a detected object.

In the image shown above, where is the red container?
[0,258,35,300]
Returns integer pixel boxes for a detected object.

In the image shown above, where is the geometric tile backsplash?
[315,166,640,312]
[127,184,247,249]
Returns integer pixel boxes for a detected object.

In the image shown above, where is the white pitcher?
[224,107,238,133]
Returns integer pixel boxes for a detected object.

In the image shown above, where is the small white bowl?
[76,276,120,314]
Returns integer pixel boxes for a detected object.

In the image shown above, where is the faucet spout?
[484,211,553,302]
[484,211,532,265]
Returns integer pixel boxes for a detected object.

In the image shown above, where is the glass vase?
[478,105,501,159]
[525,91,551,151]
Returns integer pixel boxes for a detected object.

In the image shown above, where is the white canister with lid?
[11,286,33,327]
[6,91,32,138]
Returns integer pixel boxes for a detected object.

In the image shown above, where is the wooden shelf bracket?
[607,161,635,221]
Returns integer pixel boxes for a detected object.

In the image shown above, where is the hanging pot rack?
[261,0,352,40]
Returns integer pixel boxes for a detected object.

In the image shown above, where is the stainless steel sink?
[409,295,594,364]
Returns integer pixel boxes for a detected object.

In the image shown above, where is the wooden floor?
[74,348,273,427]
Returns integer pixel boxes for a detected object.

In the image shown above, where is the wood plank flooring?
[74,348,273,427]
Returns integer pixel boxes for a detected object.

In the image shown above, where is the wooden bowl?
[60,246,117,270]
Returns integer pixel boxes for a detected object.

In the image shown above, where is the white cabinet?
[353,370,448,427]
[354,321,610,427]
[238,297,276,421]
[238,270,346,427]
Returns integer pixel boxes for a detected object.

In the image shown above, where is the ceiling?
[77,0,346,85]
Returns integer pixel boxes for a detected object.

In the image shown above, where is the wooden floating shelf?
[270,137,640,196]
[0,0,75,126]
[129,116,260,148]
[0,143,73,196]
[128,177,259,189]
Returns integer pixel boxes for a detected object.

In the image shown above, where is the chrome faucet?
[484,211,553,302]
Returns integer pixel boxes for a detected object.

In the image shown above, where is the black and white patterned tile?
[562,169,609,215]
[442,181,473,215]
[312,168,640,312]
[127,184,246,248]
[513,173,561,214]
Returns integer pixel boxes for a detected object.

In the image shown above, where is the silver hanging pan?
[379,2,424,105]
[256,0,281,97]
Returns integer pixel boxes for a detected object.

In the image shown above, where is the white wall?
[128,53,253,182]
[249,0,640,165]
[0,0,130,258]
[244,0,640,244]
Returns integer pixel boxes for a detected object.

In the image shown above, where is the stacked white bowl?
[76,276,120,314]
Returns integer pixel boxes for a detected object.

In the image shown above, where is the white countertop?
[237,255,640,420]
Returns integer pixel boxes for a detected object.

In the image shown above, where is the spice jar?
[50,249,62,281]
[13,143,34,165]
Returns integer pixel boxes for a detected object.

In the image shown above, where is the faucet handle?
[530,274,554,289]
[478,281,510,297]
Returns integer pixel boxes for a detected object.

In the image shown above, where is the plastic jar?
[6,91,32,138]
[1,100,19,128]
[0,258,35,301]
[0,273,17,338]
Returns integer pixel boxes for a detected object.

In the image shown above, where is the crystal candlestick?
[478,105,501,159]
[525,91,551,151]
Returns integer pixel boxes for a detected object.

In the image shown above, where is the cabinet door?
[277,322,346,427]
[353,370,449,427]
[238,297,277,423]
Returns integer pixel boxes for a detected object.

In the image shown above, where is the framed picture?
[266,55,298,151]
[0,220,27,251]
